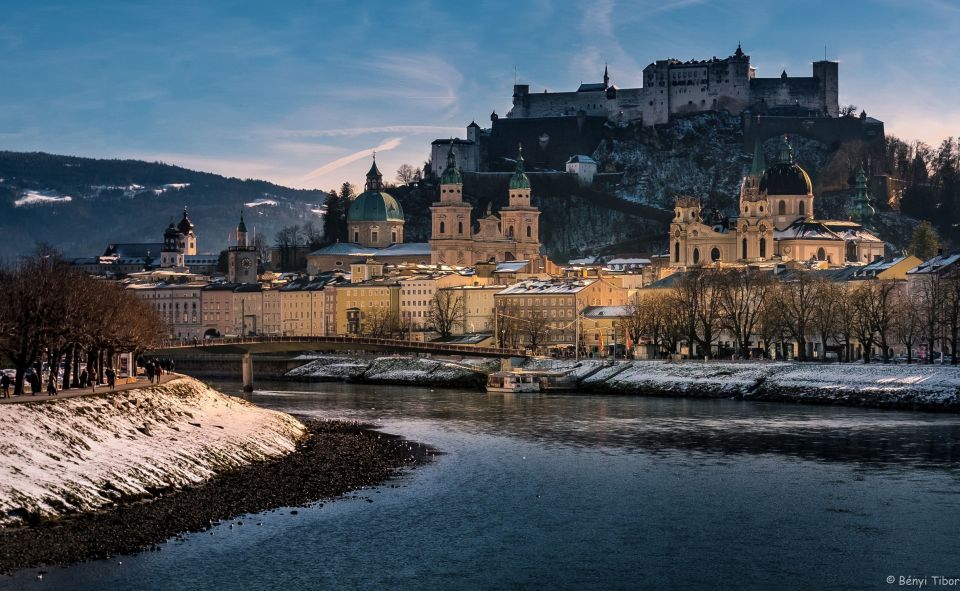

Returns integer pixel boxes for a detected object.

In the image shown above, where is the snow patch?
[14,190,73,207]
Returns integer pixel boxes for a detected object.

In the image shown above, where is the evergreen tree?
[908,221,940,260]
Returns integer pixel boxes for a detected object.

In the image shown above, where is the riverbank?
[283,356,960,412]
[0,419,428,573]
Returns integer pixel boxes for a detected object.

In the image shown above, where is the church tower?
[227,211,258,283]
[160,222,185,269]
[761,135,814,230]
[499,145,541,262]
[848,165,876,225]
[429,146,475,265]
[177,206,197,255]
[670,196,701,266]
[737,141,772,260]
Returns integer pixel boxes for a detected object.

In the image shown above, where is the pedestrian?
[28,372,40,396]
[155,364,163,384]
[145,362,154,384]
[46,377,57,396]
[90,368,98,392]
[169,359,175,373]
[80,369,88,388]
[106,367,116,390]
[1,373,9,398]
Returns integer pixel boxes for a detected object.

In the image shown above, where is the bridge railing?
[152,335,525,357]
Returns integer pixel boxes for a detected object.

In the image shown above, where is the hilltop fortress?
[508,44,838,125]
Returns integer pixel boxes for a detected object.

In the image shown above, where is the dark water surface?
[6,382,960,590]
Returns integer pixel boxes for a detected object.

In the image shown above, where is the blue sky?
[0,0,957,190]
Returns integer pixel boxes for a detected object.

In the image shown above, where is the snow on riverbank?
[0,376,305,526]
[286,355,496,387]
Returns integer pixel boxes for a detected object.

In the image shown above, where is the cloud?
[273,125,465,139]
[298,137,403,183]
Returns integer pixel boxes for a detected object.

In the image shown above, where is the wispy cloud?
[273,125,464,139]
[298,137,403,183]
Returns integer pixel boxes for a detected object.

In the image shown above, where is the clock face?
[241,258,253,269]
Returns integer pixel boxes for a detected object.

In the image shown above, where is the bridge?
[148,336,527,391]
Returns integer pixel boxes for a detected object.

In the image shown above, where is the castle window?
[440,221,445,234]
[742,239,747,260]
[759,238,767,258]
[711,248,721,262]
[674,242,680,262]
[778,200,786,215]
[799,200,806,216]
[693,248,701,265]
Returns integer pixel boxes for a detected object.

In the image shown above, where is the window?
[799,200,806,216]
[526,225,532,238]
[674,241,680,262]
[508,226,515,238]
[742,238,747,260]
[711,247,721,262]
[353,231,359,242]
[817,247,826,261]
[372,231,378,243]
[778,200,786,215]
[439,221,445,234]
[759,238,767,258]
[458,221,464,234]
[693,248,701,265]
[391,230,397,243]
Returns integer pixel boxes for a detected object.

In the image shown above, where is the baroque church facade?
[670,136,884,268]
[429,146,542,267]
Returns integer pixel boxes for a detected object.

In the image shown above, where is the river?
[6,381,960,590]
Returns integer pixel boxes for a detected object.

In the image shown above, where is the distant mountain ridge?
[0,151,329,260]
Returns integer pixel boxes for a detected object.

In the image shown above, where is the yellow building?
[279,277,328,336]
[232,284,264,336]
[262,288,282,336]
[128,281,205,340]
[200,284,236,338]
[331,277,402,336]
[439,284,506,335]
[398,273,475,334]
[581,305,632,357]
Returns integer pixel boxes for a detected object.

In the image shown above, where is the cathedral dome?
[177,207,194,234]
[164,222,180,238]
[347,190,405,223]
[759,135,813,196]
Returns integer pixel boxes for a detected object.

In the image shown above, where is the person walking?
[145,361,154,384]
[90,368,98,392]
[106,367,116,390]
[1,373,10,398]
[79,369,88,388]
[28,371,40,396]
[46,377,57,396]
[155,364,163,384]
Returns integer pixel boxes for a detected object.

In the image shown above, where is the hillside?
[0,152,330,260]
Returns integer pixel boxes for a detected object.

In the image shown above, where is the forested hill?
[0,151,329,260]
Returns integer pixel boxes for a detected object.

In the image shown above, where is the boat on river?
[486,370,541,393]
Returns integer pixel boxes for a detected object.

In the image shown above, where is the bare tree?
[523,308,551,353]
[363,307,398,338]
[716,268,772,358]
[810,279,843,361]
[894,291,923,363]
[916,273,945,363]
[773,270,821,361]
[429,290,465,338]
[395,164,422,185]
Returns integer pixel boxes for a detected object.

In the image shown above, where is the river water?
[7,382,960,590]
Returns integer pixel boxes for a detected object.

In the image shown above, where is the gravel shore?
[0,419,431,573]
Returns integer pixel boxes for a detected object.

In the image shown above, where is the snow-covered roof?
[308,242,429,257]
[567,256,598,265]
[907,253,960,275]
[380,242,431,255]
[494,260,531,274]
[566,155,597,164]
[498,279,596,295]
[582,305,631,318]
[774,219,842,241]
[606,258,651,266]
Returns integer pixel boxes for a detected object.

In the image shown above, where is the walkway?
[0,373,177,405]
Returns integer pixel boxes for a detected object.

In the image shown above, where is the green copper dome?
[440,146,462,185]
[848,165,875,224]
[509,145,530,190]
[347,190,405,223]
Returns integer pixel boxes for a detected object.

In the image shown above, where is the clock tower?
[227,211,258,283]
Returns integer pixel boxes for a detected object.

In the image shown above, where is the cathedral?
[429,145,542,267]
[670,136,884,268]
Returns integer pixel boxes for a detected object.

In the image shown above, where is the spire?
[603,64,610,88]
[777,135,794,164]
[440,143,463,185]
[750,140,766,176]
[509,144,531,190]
[237,210,248,247]
[848,164,875,225]
[734,42,744,58]
[365,154,383,192]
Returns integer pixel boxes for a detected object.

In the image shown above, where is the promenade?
[0,373,177,405]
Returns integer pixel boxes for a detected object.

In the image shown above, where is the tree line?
[0,252,165,395]
[623,267,960,364]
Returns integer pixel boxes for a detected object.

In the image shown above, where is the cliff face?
[0,377,305,526]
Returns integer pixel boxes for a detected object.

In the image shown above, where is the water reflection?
[233,382,960,472]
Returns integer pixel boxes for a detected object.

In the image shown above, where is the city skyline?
[0,0,957,190]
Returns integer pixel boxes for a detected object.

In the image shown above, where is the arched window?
[817,247,826,261]
[711,247,721,262]
[759,238,766,258]
[458,221,463,234]
[778,200,786,215]
[674,241,681,262]
[508,226,515,238]
[439,221,445,234]
[526,225,532,238]
[693,248,701,265]
[353,231,359,243]
[742,238,747,260]
[799,200,806,216]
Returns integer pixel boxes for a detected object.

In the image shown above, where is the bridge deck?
[151,335,526,358]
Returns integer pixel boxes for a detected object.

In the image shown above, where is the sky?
[0,0,958,191]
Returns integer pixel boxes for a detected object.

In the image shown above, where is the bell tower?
[737,142,772,261]
[228,210,258,283]
[499,145,541,262]
[429,146,475,265]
